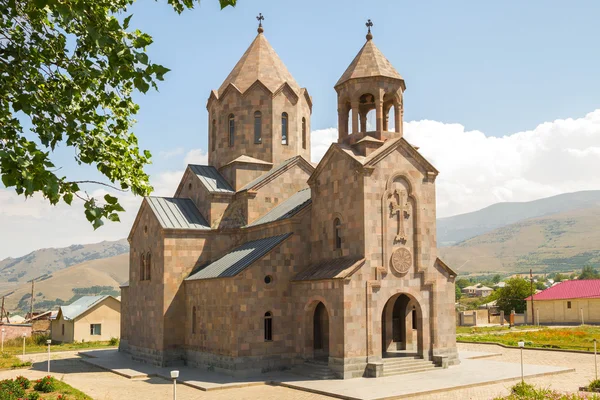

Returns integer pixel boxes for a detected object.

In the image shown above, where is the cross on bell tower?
[365,19,373,40]
[256,13,264,34]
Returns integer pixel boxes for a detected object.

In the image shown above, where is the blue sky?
[102,0,599,177]
[3,1,600,258]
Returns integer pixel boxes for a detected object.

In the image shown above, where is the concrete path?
[79,348,572,400]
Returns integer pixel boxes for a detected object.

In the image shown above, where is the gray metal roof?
[248,188,311,227]
[239,156,299,191]
[59,295,115,321]
[294,256,365,281]
[189,165,235,193]
[147,197,210,230]
[186,233,293,281]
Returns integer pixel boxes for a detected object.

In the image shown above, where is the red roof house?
[526,280,600,301]
[526,280,600,325]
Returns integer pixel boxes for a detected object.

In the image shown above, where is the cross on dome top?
[257,13,264,34]
[365,19,373,40]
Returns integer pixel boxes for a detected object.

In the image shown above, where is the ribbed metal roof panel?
[186,233,292,281]
[189,165,234,193]
[147,197,210,230]
[248,188,311,227]
[527,279,600,301]
[60,295,111,321]
[294,256,364,281]
[239,156,298,191]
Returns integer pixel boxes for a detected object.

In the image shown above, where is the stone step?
[383,365,437,377]
[383,358,428,367]
[291,362,337,380]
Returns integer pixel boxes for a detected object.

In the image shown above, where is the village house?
[526,280,600,325]
[120,21,459,379]
[51,295,120,343]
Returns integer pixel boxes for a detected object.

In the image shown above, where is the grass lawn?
[1,375,92,400]
[457,325,600,351]
[456,325,538,335]
[0,337,116,370]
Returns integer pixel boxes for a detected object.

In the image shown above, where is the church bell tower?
[335,20,406,146]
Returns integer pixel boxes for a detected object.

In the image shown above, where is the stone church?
[120,21,459,379]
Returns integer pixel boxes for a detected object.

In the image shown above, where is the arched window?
[264,311,272,341]
[145,252,151,281]
[211,119,216,151]
[302,117,307,150]
[281,112,288,145]
[192,306,197,334]
[140,253,146,281]
[334,218,342,250]
[254,111,262,144]
[228,114,235,147]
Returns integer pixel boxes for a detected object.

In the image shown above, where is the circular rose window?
[391,248,412,274]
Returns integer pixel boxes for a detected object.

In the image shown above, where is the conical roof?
[218,33,300,96]
[335,39,404,88]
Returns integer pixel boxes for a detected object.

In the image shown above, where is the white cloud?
[3,110,600,259]
[158,147,185,159]
[310,109,600,218]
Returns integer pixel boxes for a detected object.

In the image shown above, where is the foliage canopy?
[0,0,235,228]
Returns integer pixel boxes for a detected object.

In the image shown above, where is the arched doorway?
[313,302,329,360]
[382,294,422,357]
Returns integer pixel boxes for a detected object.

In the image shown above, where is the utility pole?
[29,279,35,320]
[530,269,535,326]
[0,296,4,323]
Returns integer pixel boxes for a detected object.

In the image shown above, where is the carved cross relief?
[389,189,410,242]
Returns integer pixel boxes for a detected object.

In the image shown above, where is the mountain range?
[1,190,599,312]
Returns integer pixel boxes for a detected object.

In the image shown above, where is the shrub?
[27,392,40,400]
[11,361,32,369]
[589,379,600,391]
[15,375,30,389]
[33,375,56,393]
[0,379,26,398]
[33,334,51,346]
[108,337,119,346]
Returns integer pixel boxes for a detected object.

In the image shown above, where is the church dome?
[335,37,405,90]
[217,32,301,96]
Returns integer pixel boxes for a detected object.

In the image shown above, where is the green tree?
[535,281,546,291]
[495,277,534,315]
[455,284,462,301]
[554,273,566,283]
[492,274,502,284]
[456,278,471,289]
[1,0,236,228]
[579,265,600,280]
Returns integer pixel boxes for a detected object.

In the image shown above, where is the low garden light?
[170,370,179,400]
[46,339,51,373]
[595,338,598,380]
[518,341,525,382]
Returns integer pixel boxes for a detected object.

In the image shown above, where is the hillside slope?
[0,239,129,284]
[437,190,600,246]
[4,253,129,312]
[438,205,600,275]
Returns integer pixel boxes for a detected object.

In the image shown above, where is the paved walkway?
[77,347,572,400]
[3,343,594,400]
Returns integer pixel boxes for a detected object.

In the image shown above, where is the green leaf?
[63,193,73,205]
[123,14,133,30]
[104,194,118,204]
[135,52,149,65]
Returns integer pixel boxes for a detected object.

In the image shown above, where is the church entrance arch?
[313,302,330,360]
[381,293,423,357]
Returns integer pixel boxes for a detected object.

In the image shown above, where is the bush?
[0,379,26,398]
[33,375,55,393]
[589,379,600,391]
[15,375,30,389]
[27,392,40,400]
[108,337,119,346]
[33,334,51,346]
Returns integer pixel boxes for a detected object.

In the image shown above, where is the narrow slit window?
[146,252,151,281]
[254,111,262,144]
[264,311,272,341]
[192,306,197,334]
[140,253,146,281]
[211,119,216,151]
[302,117,307,149]
[228,114,235,147]
[412,309,417,329]
[281,112,288,145]
[334,218,342,250]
